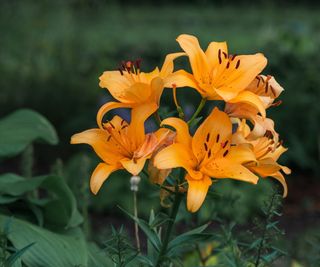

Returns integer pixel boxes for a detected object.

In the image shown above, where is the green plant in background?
[0,109,112,266]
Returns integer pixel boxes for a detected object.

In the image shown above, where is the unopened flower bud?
[130,175,141,192]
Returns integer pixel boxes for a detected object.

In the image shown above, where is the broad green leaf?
[40,175,83,228]
[0,109,58,158]
[0,173,44,196]
[0,215,88,267]
[118,206,162,251]
[0,173,83,229]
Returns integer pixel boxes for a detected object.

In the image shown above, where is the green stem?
[254,191,277,267]
[187,98,207,125]
[155,170,185,267]
[133,190,141,252]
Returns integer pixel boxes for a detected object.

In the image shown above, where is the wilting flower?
[97,53,184,128]
[226,75,284,142]
[154,107,258,212]
[165,34,267,116]
[71,103,171,194]
[233,119,291,196]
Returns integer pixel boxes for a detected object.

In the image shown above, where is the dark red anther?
[218,49,222,64]
[223,51,228,59]
[272,100,282,107]
[118,68,124,75]
[231,54,237,61]
[270,86,276,96]
[235,60,240,69]
[265,82,269,93]
[226,61,230,69]
[208,149,212,158]
[257,76,261,87]
[221,140,229,148]
[216,134,220,143]
[107,135,112,141]
[108,121,115,129]
[223,150,229,157]
[204,143,208,151]
[135,58,142,70]
[206,133,210,142]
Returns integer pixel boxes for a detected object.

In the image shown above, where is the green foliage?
[213,188,286,267]
[0,109,111,266]
[104,226,139,267]
[0,109,58,158]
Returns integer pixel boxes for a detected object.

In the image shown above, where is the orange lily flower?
[154,107,258,213]
[71,103,171,194]
[226,75,284,142]
[233,119,291,196]
[165,34,268,117]
[97,53,184,128]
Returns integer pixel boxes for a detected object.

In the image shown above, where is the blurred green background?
[0,0,319,265]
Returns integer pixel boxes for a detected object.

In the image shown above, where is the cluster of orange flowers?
[71,34,290,213]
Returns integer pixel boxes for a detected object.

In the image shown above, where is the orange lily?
[165,34,268,117]
[233,119,291,196]
[71,103,171,194]
[154,107,258,213]
[97,53,184,128]
[226,75,284,141]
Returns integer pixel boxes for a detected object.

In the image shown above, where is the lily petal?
[128,103,158,147]
[164,70,201,92]
[161,117,192,147]
[176,34,209,80]
[214,53,267,100]
[160,52,186,78]
[202,145,259,184]
[71,128,124,165]
[96,102,133,129]
[186,174,212,212]
[90,163,121,194]
[154,143,202,180]
[120,157,147,176]
[205,41,228,69]
[228,90,266,118]
[192,107,232,162]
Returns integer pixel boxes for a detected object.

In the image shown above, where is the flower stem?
[155,170,184,267]
[133,190,141,252]
[187,98,207,125]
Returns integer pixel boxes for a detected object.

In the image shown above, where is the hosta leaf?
[0,215,87,267]
[0,109,58,158]
[0,173,82,229]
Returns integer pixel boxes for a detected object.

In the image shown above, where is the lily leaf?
[118,206,162,251]
[167,223,212,256]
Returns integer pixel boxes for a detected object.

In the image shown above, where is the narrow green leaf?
[4,242,35,267]
[118,206,162,251]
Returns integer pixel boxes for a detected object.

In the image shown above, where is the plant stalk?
[133,190,141,252]
[188,98,207,125]
[155,170,184,267]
